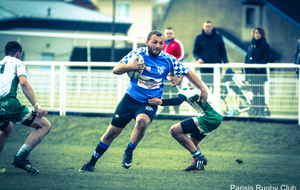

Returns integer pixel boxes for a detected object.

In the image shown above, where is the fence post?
[50,64,55,109]
[214,65,221,104]
[59,64,63,116]
[63,66,67,116]
[265,67,270,107]
[59,64,66,116]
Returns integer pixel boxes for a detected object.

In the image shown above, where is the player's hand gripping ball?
[127,54,144,79]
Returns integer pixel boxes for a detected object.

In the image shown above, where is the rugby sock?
[89,141,109,166]
[16,144,32,160]
[125,141,137,153]
[191,149,203,159]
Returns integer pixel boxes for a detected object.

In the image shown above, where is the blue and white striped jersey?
[120,47,189,103]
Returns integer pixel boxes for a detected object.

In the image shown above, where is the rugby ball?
[127,54,144,79]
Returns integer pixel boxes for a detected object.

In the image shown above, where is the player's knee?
[136,118,148,131]
[45,120,51,134]
[102,125,123,141]
[7,122,13,134]
[40,118,51,134]
[170,124,182,137]
[3,122,13,135]
[169,126,177,137]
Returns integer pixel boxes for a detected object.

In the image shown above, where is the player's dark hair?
[252,27,266,39]
[166,27,173,30]
[5,41,22,56]
[147,30,164,41]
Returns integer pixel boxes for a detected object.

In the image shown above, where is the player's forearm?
[162,95,186,106]
[162,98,183,106]
[21,81,37,106]
[185,70,206,92]
[112,63,130,75]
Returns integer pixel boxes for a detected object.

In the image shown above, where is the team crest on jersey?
[156,66,165,75]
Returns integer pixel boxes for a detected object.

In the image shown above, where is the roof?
[242,0,300,24]
[266,0,300,24]
[72,0,98,11]
[0,0,132,33]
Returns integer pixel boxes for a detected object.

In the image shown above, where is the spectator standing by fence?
[160,27,185,114]
[193,21,228,90]
[245,27,271,116]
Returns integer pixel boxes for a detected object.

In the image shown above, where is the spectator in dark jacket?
[245,27,271,116]
[193,21,228,88]
[294,39,300,78]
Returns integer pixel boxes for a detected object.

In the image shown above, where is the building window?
[117,2,130,18]
[246,8,254,26]
[41,53,53,61]
[41,53,53,69]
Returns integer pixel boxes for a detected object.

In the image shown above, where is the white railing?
[17,62,300,124]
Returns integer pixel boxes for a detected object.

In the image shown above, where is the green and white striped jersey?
[0,56,27,99]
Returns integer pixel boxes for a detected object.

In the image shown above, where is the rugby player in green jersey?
[148,73,223,171]
[0,41,51,174]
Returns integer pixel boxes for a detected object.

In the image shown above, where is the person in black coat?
[245,27,271,116]
[193,21,228,88]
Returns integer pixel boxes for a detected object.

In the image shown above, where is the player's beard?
[148,46,162,56]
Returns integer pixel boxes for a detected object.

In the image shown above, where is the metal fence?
[17,62,300,124]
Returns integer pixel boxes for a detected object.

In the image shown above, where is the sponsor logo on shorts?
[0,101,9,107]
[0,108,6,115]
[145,106,153,111]
[115,114,119,118]
[27,115,33,121]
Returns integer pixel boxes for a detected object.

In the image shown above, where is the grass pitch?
[0,115,300,190]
